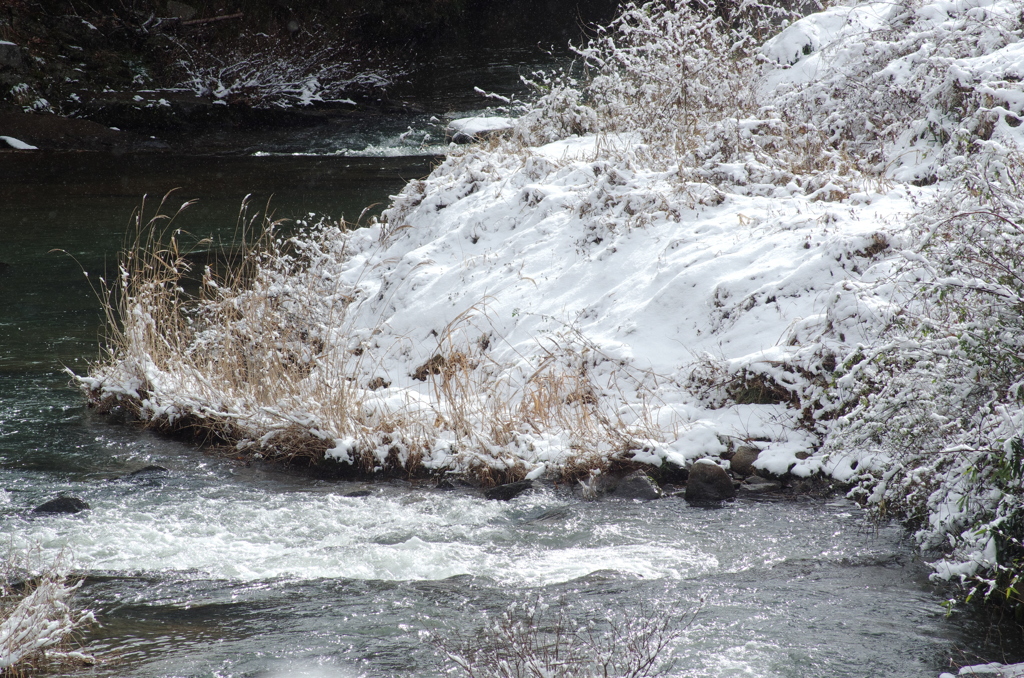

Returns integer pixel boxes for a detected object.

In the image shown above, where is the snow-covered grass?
[80,0,1024,614]
[172,29,399,108]
[0,552,94,673]
[433,599,686,678]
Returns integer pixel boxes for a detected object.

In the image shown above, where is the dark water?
[1,64,1022,678]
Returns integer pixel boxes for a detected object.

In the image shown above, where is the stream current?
[1,48,1021,678]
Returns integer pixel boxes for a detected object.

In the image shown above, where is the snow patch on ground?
[0,136,37,150]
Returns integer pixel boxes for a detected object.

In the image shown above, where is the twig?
[181,12,243,27]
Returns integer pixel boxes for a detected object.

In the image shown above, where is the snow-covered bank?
[81,0,1024,615]
[83,134,915,480]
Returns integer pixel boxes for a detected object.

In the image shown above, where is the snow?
[761,1,894,67]
[447,116,515,142]
[88,128,921,478]
[0,136,37,150]
[940,663,1024,678]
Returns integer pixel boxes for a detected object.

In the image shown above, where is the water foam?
[9,486,722,584]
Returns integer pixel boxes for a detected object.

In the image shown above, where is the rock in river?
[485,480,534,501]
[127,464,170,477]
[685,460,736,503]
[738,475,782,494]
[614,470,663,500]
[33,496,89,514]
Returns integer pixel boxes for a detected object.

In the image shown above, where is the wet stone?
[685,461,736,504]
[739,475,782,493]
[484,480,534,501]
[33,496,89,514]
[613,470,663,500]
[127,465,170,477]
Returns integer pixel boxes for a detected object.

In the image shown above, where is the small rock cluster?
[481,444,819,504]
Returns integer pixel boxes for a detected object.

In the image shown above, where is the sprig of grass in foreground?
[430,598,697,678]
[0,549,95,675]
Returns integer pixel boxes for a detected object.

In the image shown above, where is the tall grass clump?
[0,551,94,674]
[422,312,674,484]
[78,195,391,470]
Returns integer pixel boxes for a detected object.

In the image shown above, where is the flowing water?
[2,49,1022,678]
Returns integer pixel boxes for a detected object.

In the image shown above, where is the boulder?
[0,42,24,71]
[484,480,534,501]
[127,464,169,477]
[730,446,760,477]
[33,496,89,514]
[344,490,372,498]
[613,470,663,500]
[685,461,736,503]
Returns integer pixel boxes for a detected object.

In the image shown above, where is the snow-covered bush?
[763,0,1024,181]
[173,30,397,107]
[516,0,802,160]
[0,554,94,672]
[822,159,1024,612]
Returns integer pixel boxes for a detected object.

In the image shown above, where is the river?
[1,48,1021,678]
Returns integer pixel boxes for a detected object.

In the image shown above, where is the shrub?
[172,28,399,107]
[823,159,1024,616]
[515,0,801,160]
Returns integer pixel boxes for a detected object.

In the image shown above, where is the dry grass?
[83,195,370,462]
[80,199,677,483]
[422,310,676,485]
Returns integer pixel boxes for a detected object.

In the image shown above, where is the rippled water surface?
[2,62,1021,677]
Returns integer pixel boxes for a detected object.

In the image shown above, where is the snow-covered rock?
[940,663,1024,678]
[446,116,515,143]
